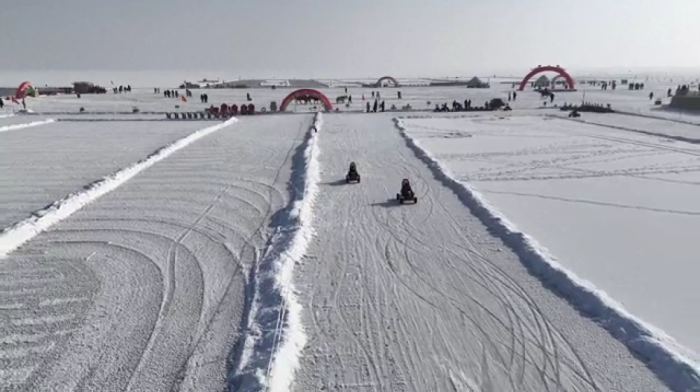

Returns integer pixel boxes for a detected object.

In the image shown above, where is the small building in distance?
[466,76,489,88]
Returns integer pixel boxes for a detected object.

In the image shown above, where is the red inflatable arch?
[375,76,399,87]
[15,81,35,99]
[279,88,333,112]
[518,65,574,91]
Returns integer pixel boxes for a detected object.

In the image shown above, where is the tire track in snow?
[125,180,237,390]
[313,123,387,391]
[368,148,566,389]
[294,113,672,392]
[374,174,575,390]
[389,169,602,389]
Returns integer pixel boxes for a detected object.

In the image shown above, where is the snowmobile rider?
[401,179,412,195]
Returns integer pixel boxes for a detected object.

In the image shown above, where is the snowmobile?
[396,178,417,203]
[346,162,361,183]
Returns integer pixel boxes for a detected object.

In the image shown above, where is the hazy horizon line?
[1,66,698,88]
[2,65,700,78]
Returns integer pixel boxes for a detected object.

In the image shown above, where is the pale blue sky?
[1,0,699,78]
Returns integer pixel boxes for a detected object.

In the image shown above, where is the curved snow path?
[294,114,670,392]
[0,115,313,391]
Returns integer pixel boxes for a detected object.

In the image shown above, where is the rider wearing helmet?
[401,178,412,195]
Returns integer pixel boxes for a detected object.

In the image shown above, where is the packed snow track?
[0,115,313,391]
[294,114,671,392]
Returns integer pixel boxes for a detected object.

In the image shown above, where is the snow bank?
[0,117,238,258]
[54,118,171,123]
[229,113,320,392]
[393,117,700,392]
[0,119,55,134]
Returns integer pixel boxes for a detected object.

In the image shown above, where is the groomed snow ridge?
[228,112,321,392]
[393,117,700,392]
[0,117,239,258]
[0,119,55,134]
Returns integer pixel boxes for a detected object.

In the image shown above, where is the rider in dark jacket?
[401,179,412,195]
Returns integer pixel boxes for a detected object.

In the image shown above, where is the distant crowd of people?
[160,88,212,103]
[432,99,511,112]
[113,85,132,94]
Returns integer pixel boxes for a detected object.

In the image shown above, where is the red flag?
[180,96,187,102]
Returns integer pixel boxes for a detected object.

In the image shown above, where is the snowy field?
[3,75,700,127]
[0,121,211,228]
[399,114,700,371]
[294,114,670,392]
[0,114,315,390]
[2,79,700,391]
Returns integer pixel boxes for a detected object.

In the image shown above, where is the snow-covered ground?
[0,114,314,391]
[2,79,700,391]
[2,72,699,122]
[399,114,700,375]
[558,111,700,142]
[293,113,672,392]
[0,121,209,228]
